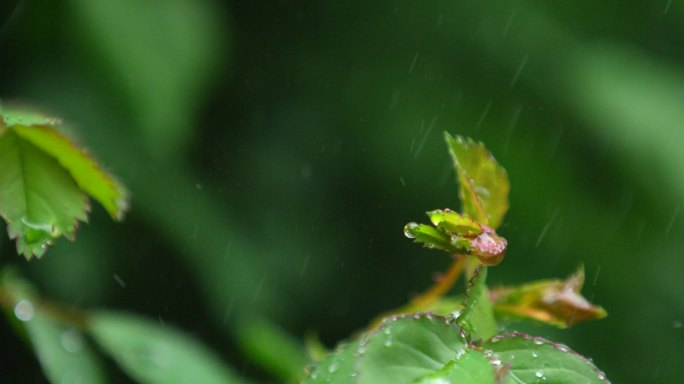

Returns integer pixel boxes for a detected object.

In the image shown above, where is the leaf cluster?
[302,133,609,383]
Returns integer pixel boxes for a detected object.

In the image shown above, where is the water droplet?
[597,371,606,381]
[535,370,544,378]
[532,351,539,358]
[384,337,393,347]
[404,223,419,238]
[61,329,84,353]
[14,300,34,322]
[328,362,339,373]
[557,344,569,352]
[534,338,545,345]
[455,348,466,359]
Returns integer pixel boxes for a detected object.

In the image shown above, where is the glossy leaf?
[304,340,360,384]
[484,333,609,383]
[427,209,482,235]
[445,132,510,229]
[1,271,106,384]
[405,213,507,265]
[491,267,607,327]
[356,315,468,384]
[88,311,248,384]
[414,349,495,384]
[456,266,498,341]
[304,314,470,384]
[0,131,88,258]
[0,104,61,127]
[403,222,461,253]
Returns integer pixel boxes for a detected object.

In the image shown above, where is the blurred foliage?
[0,0,683,383]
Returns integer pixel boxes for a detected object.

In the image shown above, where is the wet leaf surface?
[445,133,510,230]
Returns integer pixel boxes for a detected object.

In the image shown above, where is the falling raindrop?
[113,274,126,288]
[408,51,420,74]
[510,53,529,87]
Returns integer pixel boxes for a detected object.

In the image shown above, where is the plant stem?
[408,255,466,309]
[0,286,89,330]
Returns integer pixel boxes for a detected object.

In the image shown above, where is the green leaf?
[484,333,609,383]
[303,340,360,384]
[0,104,62,127]
[405,211,507,265]
[0,131,88,258]
[491,266,607,328]
[403,222,462,253]
[414,349,495,384]
[456,266,498,341]
[24,316,108,383]
[303,314,470,384]
[427,209,483,235]
[0,105,128,258]
[88,311,249,384]
[356,315,468,384]
[12,124,128,220]
[1,271,107,384]
[445,132,510,229]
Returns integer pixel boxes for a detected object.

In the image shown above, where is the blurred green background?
[1,0,683,382]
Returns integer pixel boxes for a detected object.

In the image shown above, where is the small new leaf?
[445,133,509,229]
[404,222,462,253]
[490,266,607,328]
[405,210,507,266]
[428,209,482,235]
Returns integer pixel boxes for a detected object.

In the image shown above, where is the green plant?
[0,104,248,383]
[301,133,609,383]
[0,102,609,383]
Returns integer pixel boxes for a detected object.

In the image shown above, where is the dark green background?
[1,0,683,382]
